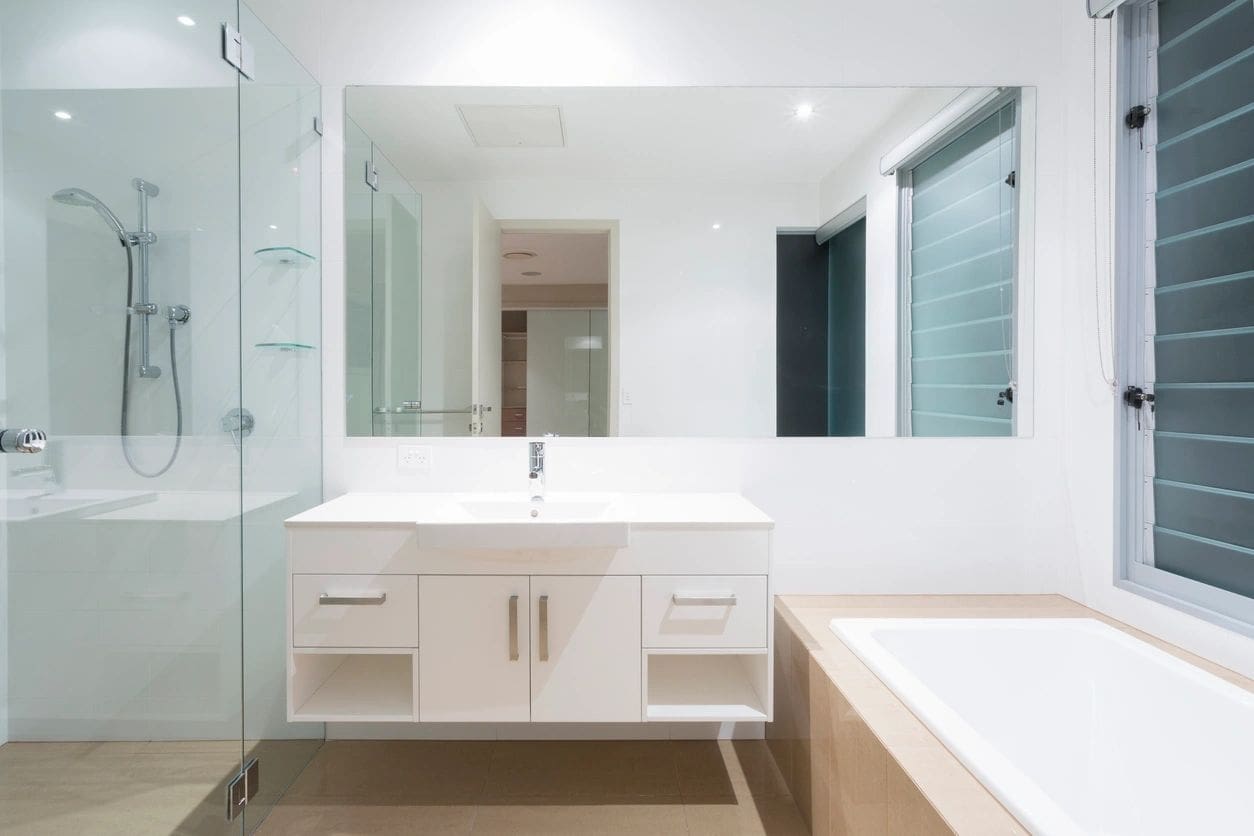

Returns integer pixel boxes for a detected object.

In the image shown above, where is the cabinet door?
[419,576,530,722]
[531,575,641,722]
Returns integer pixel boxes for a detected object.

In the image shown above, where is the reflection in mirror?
[343,86,1030,438]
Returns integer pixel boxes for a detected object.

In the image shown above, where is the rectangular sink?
[416,495,630,550]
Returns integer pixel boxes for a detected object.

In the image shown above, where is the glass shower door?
[0,2,246,833]
[237,4,325,830]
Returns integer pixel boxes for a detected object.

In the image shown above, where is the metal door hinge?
[222,23,255,79]
[365,161,380,191]
[313,116,324,136]
[1004,170,1016,188]
[225,758,259,821]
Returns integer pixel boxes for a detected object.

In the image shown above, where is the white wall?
[249,0,1254,678]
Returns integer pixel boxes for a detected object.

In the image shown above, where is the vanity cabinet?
[419,575,530,722]
[285,493,773,726]
[530,575,641,722]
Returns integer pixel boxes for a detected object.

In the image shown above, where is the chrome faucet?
[528,441,545,503]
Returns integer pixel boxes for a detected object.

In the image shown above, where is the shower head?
[52,187,130,243]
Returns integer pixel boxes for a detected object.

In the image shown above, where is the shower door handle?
[0,428,47,454]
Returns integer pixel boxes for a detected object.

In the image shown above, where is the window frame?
[895,88,1035,438]
[1113,0,1254,635]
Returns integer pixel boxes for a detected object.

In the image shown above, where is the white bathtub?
[830,617,1254,836]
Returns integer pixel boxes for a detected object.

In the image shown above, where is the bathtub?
[829,617,1254,836]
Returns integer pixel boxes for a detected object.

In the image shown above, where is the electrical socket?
[397,445,432,473]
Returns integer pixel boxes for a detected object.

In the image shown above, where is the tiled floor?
[0,739,321,836]
[259,740,809,835]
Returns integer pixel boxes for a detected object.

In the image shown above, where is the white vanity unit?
[285,492,773,725]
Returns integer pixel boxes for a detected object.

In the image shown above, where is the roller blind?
[905,103,1017,437]
[1089,0,1132,18]
[1148,0,1254,598]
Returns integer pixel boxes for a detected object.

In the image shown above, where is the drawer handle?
[538,594,549,661]
[672,593,737,606]
[508,594,520,661]
[319,592,387,606]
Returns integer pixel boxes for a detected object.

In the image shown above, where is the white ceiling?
[500,231,609,286]
[346,86,963,184]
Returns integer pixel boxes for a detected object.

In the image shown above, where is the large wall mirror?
[344,85,1034,438]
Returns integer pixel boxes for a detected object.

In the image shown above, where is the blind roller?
[907,104,1016,437]
[1088,0,1131,18]
[1149,0,1254,598]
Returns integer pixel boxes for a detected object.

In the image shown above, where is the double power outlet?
[397,445,432,474]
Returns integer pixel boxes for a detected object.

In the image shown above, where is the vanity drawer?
[292,574,418,648]
[642,575,767,648]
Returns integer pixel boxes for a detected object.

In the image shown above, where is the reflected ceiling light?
[711,223,721,230]
[502,250,537,259]
[268,224,278,230]
[177,15,196,26]
[794,103,815,120]
[521,270,542,277]
[53,110,72,120]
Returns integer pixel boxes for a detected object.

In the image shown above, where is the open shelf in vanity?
[644,650,770,722]
[289,650,416,722]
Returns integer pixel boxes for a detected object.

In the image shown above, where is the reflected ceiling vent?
[457,105,566,148]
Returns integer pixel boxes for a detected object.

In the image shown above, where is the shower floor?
[0,739,321,835]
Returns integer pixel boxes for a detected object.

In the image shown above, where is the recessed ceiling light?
[711,223,721,230]
[177,15,196,26]
[502,250,537,260]
[268,224,278,230]
[53,110,72,120]
[521,271,542,277]
[794,103,815,120]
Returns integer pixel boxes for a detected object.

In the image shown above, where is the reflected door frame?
[497,219,620,436]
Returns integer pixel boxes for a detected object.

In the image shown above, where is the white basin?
[416,494,630,550]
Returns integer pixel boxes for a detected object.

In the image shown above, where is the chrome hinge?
[313,116,324,136]
[222,23,255,79]
[1004,170,1016,188]
[225,758,259,821]
[365,161,380,191]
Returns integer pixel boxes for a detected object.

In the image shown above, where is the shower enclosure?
[0,2,322,832]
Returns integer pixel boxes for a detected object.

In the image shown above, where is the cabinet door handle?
[672,593,737,606]
[508,594,519,661]
[319,592,387,606]
[538,594,549,661]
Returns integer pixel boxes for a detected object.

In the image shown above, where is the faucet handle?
[1,428,47,454]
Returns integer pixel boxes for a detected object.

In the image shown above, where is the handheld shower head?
[52,187,130,243]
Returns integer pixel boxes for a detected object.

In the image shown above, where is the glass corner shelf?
[254,246,317,265]
[255,341,316,352]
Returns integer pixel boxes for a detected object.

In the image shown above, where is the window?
[898,98,1020,436]
[1116,0,1254,631]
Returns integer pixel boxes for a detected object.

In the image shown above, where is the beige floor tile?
[683,798,809,836]
[482,741,679,802]
[283,741,493,803]
[471,803,687,835]
[259,800,477,835]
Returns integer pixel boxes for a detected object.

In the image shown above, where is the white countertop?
[285,491,773,529]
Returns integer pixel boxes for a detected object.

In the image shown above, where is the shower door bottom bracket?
[226,757,260,821]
